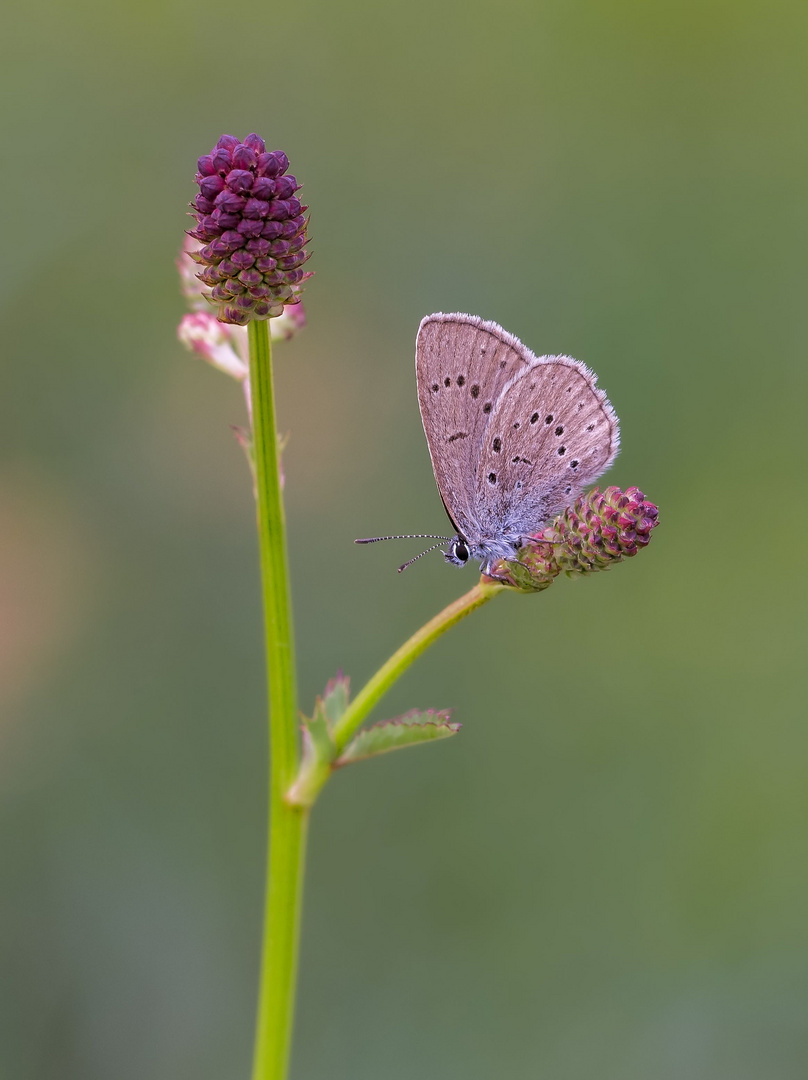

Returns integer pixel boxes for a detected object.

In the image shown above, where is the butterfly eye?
[454,540,469,563]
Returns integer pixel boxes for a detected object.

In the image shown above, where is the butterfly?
[358,313,619,574]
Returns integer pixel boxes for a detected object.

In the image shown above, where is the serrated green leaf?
[321,672,350,726]
[303,709,333,760]
[286,707,335,808]
[286,674,351,807]
[335,709,460,766]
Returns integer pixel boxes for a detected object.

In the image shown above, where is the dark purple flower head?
[486,486,660,592]
[188,134,311,325]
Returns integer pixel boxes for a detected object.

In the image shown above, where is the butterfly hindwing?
[473,356,619,537]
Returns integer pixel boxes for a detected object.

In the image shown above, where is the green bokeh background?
[2,1,807,1077]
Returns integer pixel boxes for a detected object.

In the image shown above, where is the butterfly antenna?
[355,533,451,544]
[397,541,447,573]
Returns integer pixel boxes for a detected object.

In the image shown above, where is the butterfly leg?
[479,560,527,585]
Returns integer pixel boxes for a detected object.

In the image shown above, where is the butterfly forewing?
[416,314,539,538]
[473,356,619,537]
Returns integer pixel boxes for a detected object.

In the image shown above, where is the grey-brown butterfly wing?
[415,313,541,540]
[473,354,619,538]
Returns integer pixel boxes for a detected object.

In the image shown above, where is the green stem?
[287,580,505,807]
[334,580,503,750]
[335,580,504,750]
[248,319,307,1080]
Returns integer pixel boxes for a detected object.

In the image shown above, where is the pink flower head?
[487,486,660,592]
[270,302,307,341]
[177,312,248,380]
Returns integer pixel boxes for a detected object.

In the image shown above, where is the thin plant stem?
[332,581,505,754]
[286,581,503,807]
[286,581,505,808]
[248,318,307,1080]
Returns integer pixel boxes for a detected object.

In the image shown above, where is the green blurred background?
[2,1,807,1077]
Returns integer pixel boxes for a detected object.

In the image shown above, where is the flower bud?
[487,486,660,592]
[177,312,248,380]
[270,302,307,341]
[188,134,311,325]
